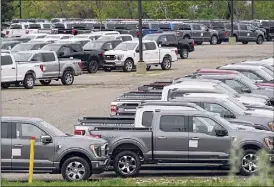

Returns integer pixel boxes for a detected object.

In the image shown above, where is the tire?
[242,41,248,44]
[123,59,134,72]
[217,40,222,44]
[87,60,99,73]
[239,149,259,176]
[183,35,190,39]
[195,41,203,45]
[39,80,51,86]
[61,70,74,85]
[1,83,10,89]
[23,74,35,89]
[103,67,112,72]
[113,151,141,177]
[61,156,91,182]
[210,35,218,45]
[146,66,151,71]
[161,57,172,70]
[180,48,189,59]
[256,35,264,45]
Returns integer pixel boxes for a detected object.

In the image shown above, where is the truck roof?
[171,96,227,103]
[139,101,201,108]
[196,68,240,75]
[194,73,239,80]
[122,40,156,44]
[1,116,42,123]
[16,50,55,54]
[220,64,266,70]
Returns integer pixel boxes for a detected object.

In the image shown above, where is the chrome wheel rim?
[212,36,217,44]
[164,58,171,69]
[242,153,258,174]
[182,49,188,58]
[27,77,34,87]
[90,61,98,71]
[125,61,133,71]
[65,73,73,84]
[118,155,136,175]
[66,161,86,181]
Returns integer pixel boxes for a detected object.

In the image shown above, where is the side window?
[151,24,159,29]
[136,44,147,51]
[1,122,9,138]
[193,24,201,30]
[61,36,70,39]
[191,117,225,136]
[247,25,253,31]
[43,24,51,29]
[159,36,167,42]
[225,80,247,90]
[166,35,176,41]
[37,35,45,39]
[142,111,154,127]
[160,115,187,132]
[122,36,132,41]
[71,44,82,52]
[103,43,113,50]
[32,44,43,50]
[241,71,261,81]
[31,54,43,62]
[240,24,248,30]
[16,123,46,141]
[145,42,156,50]
[1,56,13,66]
[42,53,55,62]
[204,103,233,117]
[59,46,72,56]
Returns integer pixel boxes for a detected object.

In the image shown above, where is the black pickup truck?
[42,43,102,73]
[143,33,195,59]
[51,23,91,35]
[113,23,137,37]
[260,20,274,41]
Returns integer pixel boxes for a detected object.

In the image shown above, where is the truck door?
[144,42,158,64]
[1,122,13,171]
[247,25,257,41]
[191,24,203,42]
[188,116,231,162]
[239,24,249,41]
[1,55,16,82]
[11,122,55,171]
[154,114,189,161]
[41,52,60,77]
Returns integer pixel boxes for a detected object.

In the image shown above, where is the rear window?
[28,24,41,29]
[142,111,153,127]
[43,24,51,29]
[1,56,13,66]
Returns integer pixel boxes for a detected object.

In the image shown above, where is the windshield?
[214,115,238,130]
[262,67,274,77]
[13,52,32,61]
[41,45,61,52]
[83,41,104,50]
[238,75,258,89]
[114,42,137,51]
[214,83,237,96]
[258,68,274,81]
[97,35,116,40]
[44,35,61,39]
[226,97,247,114]
[143,35,159,41]
[39,121,67,137]
[11,44,33,52]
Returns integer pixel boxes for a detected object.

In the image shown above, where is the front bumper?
[103,60,124,68]
[91,158,110,174]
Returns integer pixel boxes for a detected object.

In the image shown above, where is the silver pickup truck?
[13,50,82,85]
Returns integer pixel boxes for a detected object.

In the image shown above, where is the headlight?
[268,122,274,131]
[117,54,124,60]
[264,137,273,150]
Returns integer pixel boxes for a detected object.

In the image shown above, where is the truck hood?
[245,108,274,118]
[105,50,132,55]
[56,135,107,145]
[232,126,273,136]
[237,95,268,106]
[252,89,274,98]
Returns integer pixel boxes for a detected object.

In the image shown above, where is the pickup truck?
[143,33,194,59]
[76,109,274,177]
[42,43,102,73]
[103,40,178,72]
[12,50,82,85]
[51,22,91,35]
[1,53,43,89]
[3,23,30,37]
[1,116,109,181]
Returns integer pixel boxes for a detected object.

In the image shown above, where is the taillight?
[90,133,102,138]
[25,30,29,34]
[192,40,195,46]
[6,31,9,35]
[40,64,44,72]
[224,31,228,37]
[74,129,85,135]
[100,52,104,56]
[111,104,117,115]
[78,61,83,68]
[136,31,139,37]
[175,49,178,55]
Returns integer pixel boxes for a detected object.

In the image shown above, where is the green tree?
[1,0,15,21]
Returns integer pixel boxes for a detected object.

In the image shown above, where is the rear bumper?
[91,158,110,174]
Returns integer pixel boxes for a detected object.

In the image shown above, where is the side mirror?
[41,135,52,144]
[223,113,236,119]
[59,52,64,57]
[241,87,251,93]
[255,80,264,83]
[158,41,163,45]
[135,49,139,53]
[103,48,108,51]
[31,58,38,61]
[215,129,228,137]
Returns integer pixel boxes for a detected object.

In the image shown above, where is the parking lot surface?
[2,42,273,180]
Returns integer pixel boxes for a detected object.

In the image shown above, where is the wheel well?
[125,57,134,63]
[163,54,171,60]
[89,56,99,62]
[59,152,91,170]
[63,67,74,75]
[25,70,36,79]
[184,34,191,38]
[111,143,143,160]
[258,35,264,38]
[241,144,261,151]
[212,34,218,38]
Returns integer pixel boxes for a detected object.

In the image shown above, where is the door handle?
[11,67,15,69]
[158,136,167,139]
[14,144,23,147]
[191,137,200,140]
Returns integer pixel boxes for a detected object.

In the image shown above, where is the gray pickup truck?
[1,117,109,181]
[13,50,82,85]
[86,110,274,177]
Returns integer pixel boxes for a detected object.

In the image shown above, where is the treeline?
[2,0,274,22]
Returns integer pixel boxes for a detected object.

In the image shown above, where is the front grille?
[104,55,116,60]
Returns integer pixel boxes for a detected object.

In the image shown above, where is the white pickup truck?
[103,40,178,72]
[1,53,43,89]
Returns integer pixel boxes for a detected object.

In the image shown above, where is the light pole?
[229,0,236,44]
[251,0,254,20]
[19,0,22,18]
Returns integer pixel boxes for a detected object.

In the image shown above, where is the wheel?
[217,40,222,44]
[239,149,259,176]
[1,83,10,89]
[180,48,189,59]
[242,41,248,44]
[146,66,151,71]
[61,156,91,181]
[256,35,264,45]
[113,151,141,177]
[210,35,218,45]
[103,67,112,72]
[183,35,190,39]
[87,60,99,73]
[39,80,51,86]
[61,71,74,85]
[161,57,172,70]
[23,74,35,89]
[122,59,134,72]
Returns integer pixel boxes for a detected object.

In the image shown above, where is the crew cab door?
[239,24,249,41]
[154,114,189,161]
[144,42,159,64]
[188,116,231,162]
[1,55,16,82]
[247,25,257,41]
[191,24,203,42]
[1,122,13,171]
[11,122,55,171]
[41,52,60,77]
